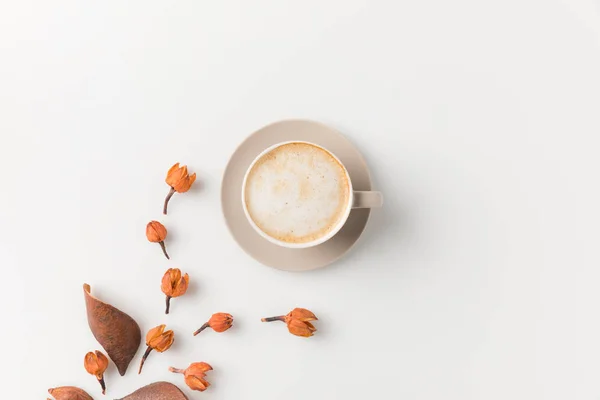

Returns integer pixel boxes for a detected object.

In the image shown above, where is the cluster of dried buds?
[169,362,213,392]
[262,308,318,337]
[146,163,197,258]
[50,162,323,398]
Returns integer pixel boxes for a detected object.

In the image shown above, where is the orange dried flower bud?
[261,308,318,337]
[84,350,109,394]
[161,268,189,314]
[147,324,175,351]
[138,324,174,374]
[146,221,169,259]
[146,220,167,242]
[193,312,233,336]
[163,163,197,214]
[169,362,213,392]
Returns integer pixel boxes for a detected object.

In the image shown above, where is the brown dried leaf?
[48,386,93,400]
[83,283,141,376]
[115,382,188,400]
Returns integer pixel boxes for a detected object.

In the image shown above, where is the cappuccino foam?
[244,142,350,244]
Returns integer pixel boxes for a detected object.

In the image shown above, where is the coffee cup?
[241,141,382,249]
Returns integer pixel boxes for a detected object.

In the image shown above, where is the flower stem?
[169,366,185,374]
[165,296,171,314]
[98,376,106,395]
[261,316,284,322]
[193,322,210,336]
[159,241,170,259]
[138,346,153,374]
[163,187,175,215]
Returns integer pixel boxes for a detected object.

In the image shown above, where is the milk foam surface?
[244,142,350,244]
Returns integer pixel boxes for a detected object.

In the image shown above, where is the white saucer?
[221,120,373,271]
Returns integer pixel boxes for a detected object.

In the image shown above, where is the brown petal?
[115,382,188,400]
[84,284,141,376]
[48,386,93,400]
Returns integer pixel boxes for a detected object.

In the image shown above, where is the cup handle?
[352,191,383,209]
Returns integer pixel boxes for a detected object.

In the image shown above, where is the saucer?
[221,120,373,271]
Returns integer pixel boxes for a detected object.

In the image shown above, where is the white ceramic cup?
[241,141,383,249]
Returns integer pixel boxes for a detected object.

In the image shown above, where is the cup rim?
[241,140,354,249]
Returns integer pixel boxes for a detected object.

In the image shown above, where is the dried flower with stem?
[169,362,213,392]
[139,324,174,374]
[193,313,233,336]
[161,268,189,314]
[261,308,318,337]
[146,221,169,259]
[163,163,196,215]
[84,350,109,394]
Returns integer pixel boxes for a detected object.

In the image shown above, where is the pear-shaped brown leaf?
[48,386,93,400]
[115,382,188,400]
[83,283,141,376]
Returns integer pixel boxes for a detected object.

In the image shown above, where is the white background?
[2,1,600,399]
